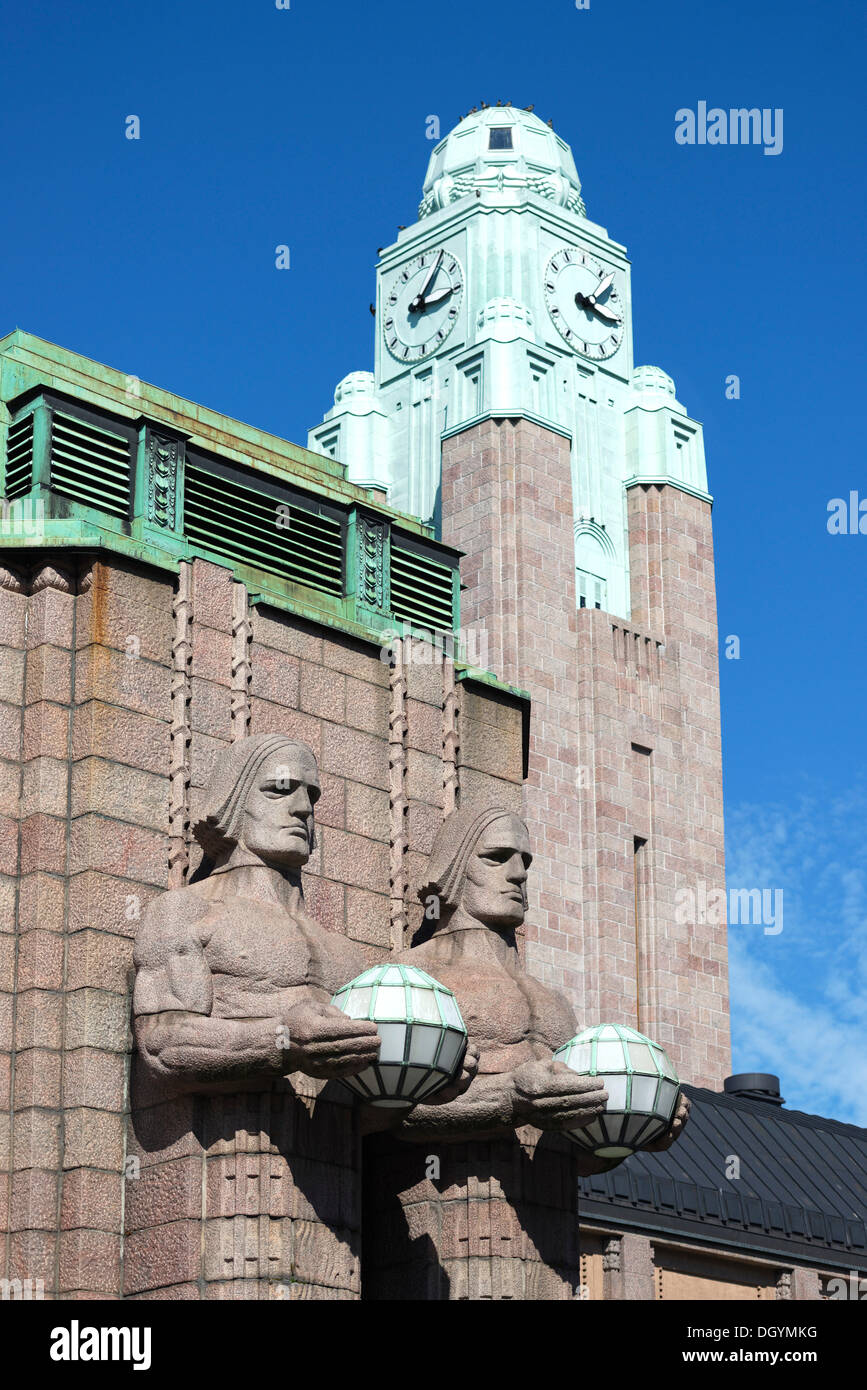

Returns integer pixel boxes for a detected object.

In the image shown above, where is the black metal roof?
[579,1085,867,1272]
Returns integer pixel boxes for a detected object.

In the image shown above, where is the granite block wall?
[0,550,526,1299]
[441,419,730,1087]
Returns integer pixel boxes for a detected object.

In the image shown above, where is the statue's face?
[461,815,532,930]
[237,748,321,869]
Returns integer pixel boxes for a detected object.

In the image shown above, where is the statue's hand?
[640,1090,691,1152]
[282,999,381,1080]
[512,1057,608,1132]
[419,1041,480,1106]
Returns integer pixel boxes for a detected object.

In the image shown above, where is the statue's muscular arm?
[134,891,381,1085]
[133,891,289,1083]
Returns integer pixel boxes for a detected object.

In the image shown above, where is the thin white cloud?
[726,783,867,1126]
[730,937,867,1126]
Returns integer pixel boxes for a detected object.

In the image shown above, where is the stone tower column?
[441,418,584,1000]
[624,481,729,1081]
[442,423,730,1088]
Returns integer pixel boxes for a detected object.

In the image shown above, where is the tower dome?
[419,107,586,219]
[631,365,685,413]
[334,371,375,406]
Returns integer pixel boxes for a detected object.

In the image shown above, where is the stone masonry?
[0,551,526,1299]
[441,418,729,1088]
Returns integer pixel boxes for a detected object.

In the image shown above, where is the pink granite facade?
[0,551,527,1299]
[441,419,729,1088]
[364,1127,581,1300]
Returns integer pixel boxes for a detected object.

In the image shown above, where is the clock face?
[544,247,624,360]
[383,249,464,362]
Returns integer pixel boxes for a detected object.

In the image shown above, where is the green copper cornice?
[440,408,572,442]
[623,475,713,506]
[377,194,627,273]
[0,330,435,540]
[0,332,508,678]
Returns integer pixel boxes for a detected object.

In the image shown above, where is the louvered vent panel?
[4,415,34,500]
[390,544,455,632]
[50,412,131,515]
[183,463,343,596]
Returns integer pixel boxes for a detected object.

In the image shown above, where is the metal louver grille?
[4,415,34,499]
[183,462,343,596]
[50,411,131,516]
[390,543,455,632]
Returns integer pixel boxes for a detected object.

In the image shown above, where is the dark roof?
[579,1085,867,1271]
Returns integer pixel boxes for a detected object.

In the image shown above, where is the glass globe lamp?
[331,964,467,1107]
[553,1023,681,1159]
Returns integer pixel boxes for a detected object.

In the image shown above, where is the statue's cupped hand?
[512,1057,608,1131]
[282,999,381,1080]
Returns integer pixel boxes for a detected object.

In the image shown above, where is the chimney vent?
[723,1073,784,1106]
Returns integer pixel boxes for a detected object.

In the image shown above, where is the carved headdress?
[193,734,320,860]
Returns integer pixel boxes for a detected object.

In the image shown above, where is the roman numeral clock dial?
[544,248,623,360]
[383,249,464,362]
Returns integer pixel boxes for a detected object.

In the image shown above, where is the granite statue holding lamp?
[356,804,689,1298]
[133,733,382,1089]
[132,738,688,1300]
[335,805,689,1169]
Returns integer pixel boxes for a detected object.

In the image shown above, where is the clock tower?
[309,107,730,1089]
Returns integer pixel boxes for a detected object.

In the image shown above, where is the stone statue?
[388,806,689,1164]
[133,734,381,1089]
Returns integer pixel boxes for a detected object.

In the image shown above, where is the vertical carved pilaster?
[388,637,408,950]
[144,428,183,531]
[230,582,251,740]
[601,1234,624,1301]
[169,561,192,888]
[442,656,459,817]
[357,512,387,611]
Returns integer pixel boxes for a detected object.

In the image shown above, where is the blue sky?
[2,1,865,1120]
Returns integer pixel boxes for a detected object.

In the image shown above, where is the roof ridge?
[684,1084,867,1139]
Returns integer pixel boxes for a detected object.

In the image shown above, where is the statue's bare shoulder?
[133,886,216,1018]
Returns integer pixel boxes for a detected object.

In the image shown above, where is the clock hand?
[409,251,444,312]
[420,250,443,298]
[418,284,455,307]
[587,300,620,323]
[587,271,614,302]
[575,291,620,324]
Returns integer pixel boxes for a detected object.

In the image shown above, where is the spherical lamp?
[331,964,467,1107]
[554,1023,681,1159]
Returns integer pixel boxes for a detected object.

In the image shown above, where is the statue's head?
[193,734,321,871]
[419,806,532,934]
